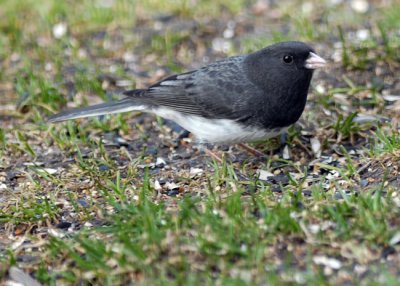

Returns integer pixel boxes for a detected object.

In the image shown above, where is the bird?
[48,41,326,145]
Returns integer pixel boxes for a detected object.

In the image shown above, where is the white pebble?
[154,180,162,191]
[313,255,342,269]
[356,29,370,40]
[282,145,290,160]
[389,232,400,245]
[256,169,274,181]
[52,22,67,39]
[212,38,232,53]
[310,137,322,158]
[351,0,369,13]
[190,167,203,177]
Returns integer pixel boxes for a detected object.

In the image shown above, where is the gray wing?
[124,56,262,121]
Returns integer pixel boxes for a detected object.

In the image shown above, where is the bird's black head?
[244,41,326,129]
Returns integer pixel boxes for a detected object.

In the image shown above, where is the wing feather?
[123,56,263,121]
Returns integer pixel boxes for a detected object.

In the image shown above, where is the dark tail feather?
[47,98,147,123]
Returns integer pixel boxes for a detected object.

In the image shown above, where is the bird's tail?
[47,97,147,123]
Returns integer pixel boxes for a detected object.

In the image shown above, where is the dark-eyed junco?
[48,41,326,143]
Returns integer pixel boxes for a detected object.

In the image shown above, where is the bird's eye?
[283,55,294,64]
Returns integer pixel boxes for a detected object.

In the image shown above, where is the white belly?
[154,107,283,143]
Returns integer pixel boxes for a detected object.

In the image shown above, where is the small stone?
[302,2,314,14]
[77,199,89,207]
[99,165,109,172]
[166,182,180,190]
[42,168,58,175]
[155,157,167,167]
[310,137,322,158]
[223,21,235,39]
[52,22,67,39]
[114,137,130,148]
[154,180,162,191]
[167,189,179,197]
[313,255,342,269]
[212,38,232,53]
[356,29,370,40]
[84,222,93,228]
[352,114,380,124]
[334,192,343,199]
[8,267,41,286]
[351,0,369,13]
[382,94,400,102]
[389,232,400,245]
[360,179,368,188]
[256,169,274,181]
[315,84,326,94]
[190,167,203,177]
[145,147,158,156]
[55,221,72,229]
[24,162,44,167]
[223,28,234,39]
[48,228,65,238]
[282,145,290,160]
[116,80,133,87]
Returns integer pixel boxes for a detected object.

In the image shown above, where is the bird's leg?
[280,132,288,149]
[196,143,224,163]
[237,143,266,158]
[238,131,289,158]
[204,148,224,163]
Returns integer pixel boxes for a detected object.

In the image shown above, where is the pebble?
[155,157,167,167]
[99,165,109,172]
[360,179,368,188]
[8,267,41,286]
[48,228,65,238]
[166,182,180,190]
[167,189,179,197]
[351,0,369,13]
[77,199,89,207]
[154,180,162,191]
[389,232,400,245]
[282,145,290,160]
[356,29,370,40]
[313,255,342,269]
[212,38,232,53]
[310,137,322,158]
[383,94,400,102]
[190,167,203,177]
[334,192,343,200]
[55,221,72,229]
[256,169,274,181]
[52,22,67,38]
[145,147,158,156]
